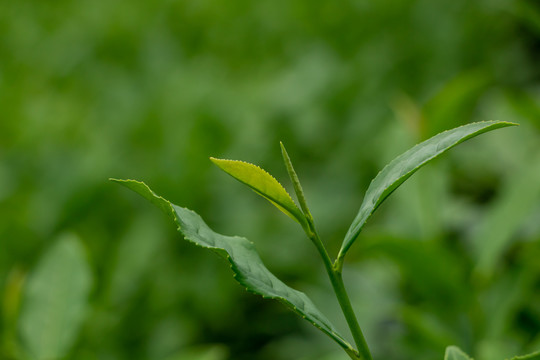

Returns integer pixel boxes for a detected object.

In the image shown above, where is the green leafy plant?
[112,121,539,360]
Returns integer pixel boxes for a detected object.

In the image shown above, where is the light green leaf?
[508,350,540,360]
[18,234,93,360]
[339,121,517,259]
[112,179,358,359]
[280,142,312,219]
[444,346,474,360]
[210,158,306,227]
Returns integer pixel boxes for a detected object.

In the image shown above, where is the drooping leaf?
[18,234,93,360]
[444,346,473,360]
[112,179,358,359]
[339,121,517,259]
[509,351,540,360]
[210,158,306,226]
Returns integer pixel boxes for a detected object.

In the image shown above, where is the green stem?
[330,267,372,360]
[280,143,372,359]
[308,230,373,360]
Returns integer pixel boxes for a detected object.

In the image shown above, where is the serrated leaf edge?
[210,158,306,225]
[508,350,540,360]
[111,178,357,357]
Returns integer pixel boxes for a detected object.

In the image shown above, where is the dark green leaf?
[339,121,517,260]
[112,179,358,358]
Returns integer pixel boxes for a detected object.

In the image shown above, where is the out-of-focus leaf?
[505,90,540,132]
[514,0,540,37]
[2,267,26,359]
[339,121,517,260]
[423,70,491,136]
[479,267,535,341]
[112,179,358,359]
[473,153,540,279]
[18,234,93,360]
[300,350,351,360]
[108,215,165,305]
[164,344,228,360]
[444,346,473,360]
[401,306,459,348]
[210,157,306,226]
[361,235,465,307]
[2,267,25,331]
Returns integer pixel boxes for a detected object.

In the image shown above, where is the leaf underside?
[444,346,474,360]
[112,179,357,357]
[340,120,517,258]
[210,158,306,226]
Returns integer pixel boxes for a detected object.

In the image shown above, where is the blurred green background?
[1,0,540,359]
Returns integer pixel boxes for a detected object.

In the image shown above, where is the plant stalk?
[307,228,373,360]
[330,267,372,360]
[280,143,372,359]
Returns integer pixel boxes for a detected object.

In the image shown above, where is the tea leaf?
[339,121,517,259]
[509,351,540,360]
[210,158,306,226]
[112,179,358,358]
[444,346,473,360]
[18,234,93,360]
[280,142,312,219]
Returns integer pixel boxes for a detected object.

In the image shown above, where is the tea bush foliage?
[1,0,540,359]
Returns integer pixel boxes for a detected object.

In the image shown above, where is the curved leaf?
[509,351,540,360]
[210,158,306,226]
[444,346,473,360]
[112,179,358,359]
[339,121,517,259]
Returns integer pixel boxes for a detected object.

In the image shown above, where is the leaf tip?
[500,120,519,126]
[489,120,519,127]
[281,141,292,158]
[209,157,227,168]
[279,141,289,156]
